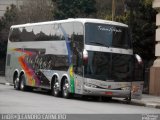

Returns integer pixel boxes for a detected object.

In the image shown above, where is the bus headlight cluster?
[121,87,130,91]
[85,83,98,88]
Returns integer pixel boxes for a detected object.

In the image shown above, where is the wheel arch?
[19,70,25,78]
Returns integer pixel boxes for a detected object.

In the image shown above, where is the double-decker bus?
[5,18,143,101]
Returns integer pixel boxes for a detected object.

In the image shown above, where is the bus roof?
[11,18,128,28]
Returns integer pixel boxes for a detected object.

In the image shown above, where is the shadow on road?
[13,87,128,104]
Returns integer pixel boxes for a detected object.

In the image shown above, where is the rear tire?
[62,78,71,99]
[125,97,131,104]
[20,74,27,91]
[14,75,20,90]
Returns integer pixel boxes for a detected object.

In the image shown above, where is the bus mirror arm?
[134,54,143,65]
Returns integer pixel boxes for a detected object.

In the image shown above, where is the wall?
[150,0,160,96]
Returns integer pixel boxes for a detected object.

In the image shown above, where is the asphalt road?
[0,84,160,114]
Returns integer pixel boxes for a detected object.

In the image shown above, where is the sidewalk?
[0,76,160,109]
[131,94,160,109]
[0,76,12,85]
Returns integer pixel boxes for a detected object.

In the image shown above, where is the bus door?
[5,53,13,82]
[71,22,84,94]
[72,42,84,94]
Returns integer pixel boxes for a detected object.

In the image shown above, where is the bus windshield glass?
[84,51,133,82]
[85,23,131,49]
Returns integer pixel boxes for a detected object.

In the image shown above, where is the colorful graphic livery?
[5,18,143,100]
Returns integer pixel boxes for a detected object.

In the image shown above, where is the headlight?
[85,83,98,88]
[121,87,131,91]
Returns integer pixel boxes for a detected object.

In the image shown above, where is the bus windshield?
[84,51,133,82]
[85,23,131,49]
[84,22,133,82]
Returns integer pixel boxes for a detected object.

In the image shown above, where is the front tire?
[52,77,61,97]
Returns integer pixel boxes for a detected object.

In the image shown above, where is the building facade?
[150,0,160,96]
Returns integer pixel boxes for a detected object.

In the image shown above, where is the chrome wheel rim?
[20,79,24,90]
[14,78,19,89]
[53,79,59,95]
[63,79,69,97]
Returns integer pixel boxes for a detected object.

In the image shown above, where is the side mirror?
[82,49,88,65]
[135,54,143,65]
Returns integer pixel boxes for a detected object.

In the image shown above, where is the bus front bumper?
[83,85,131,98]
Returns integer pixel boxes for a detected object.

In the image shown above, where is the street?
[0,84,160,114]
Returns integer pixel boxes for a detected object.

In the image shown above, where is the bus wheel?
[62,78,71,99]
[125,97,131,104]
[52,77,60,97]
[20,74,27,91]
[14,77,20,90]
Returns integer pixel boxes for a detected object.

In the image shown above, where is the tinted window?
[6,54,11,66]
[9,23,84,42]
[85,23,131,49]
[33,25,41,41]
[84,51,133,82]
[61,23,73,40]
[9,28,21,42]
[73,22,84,75]
[73,22,84,51]
[49,24,64,41]
[10,23,66,42]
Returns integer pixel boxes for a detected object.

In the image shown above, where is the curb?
[130,100,145,106]
[131,100,160,109]
[0,82,13,86]
[114,98,160,109]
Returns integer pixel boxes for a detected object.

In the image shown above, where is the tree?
[0,0,54,74]
[0,4,18,32]
[0,4,18,74]
[104,0,156,61]
[52,0,96,19]
[18,0,54,23]
[126,0,157,60]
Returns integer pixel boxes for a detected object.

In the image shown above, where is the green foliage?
[0,5,17,74]
[0,4,18,31]
[106,0,156,60]
[52,0,96,19]
[130,0,156,60]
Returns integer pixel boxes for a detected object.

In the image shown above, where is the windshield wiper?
[89,41,109,48]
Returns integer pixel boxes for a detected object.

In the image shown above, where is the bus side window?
[20,26,34,42]
[50,24,64,41]
[6,54,11,66]
[73,22,84,52]
[33,25,41,41]
[10,28,21,42]
[41,25,52,41]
